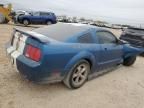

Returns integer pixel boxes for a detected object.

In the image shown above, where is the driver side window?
[33,12,40,16]
[96,31,117,44]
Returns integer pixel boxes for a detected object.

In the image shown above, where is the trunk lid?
[8,28,50,62]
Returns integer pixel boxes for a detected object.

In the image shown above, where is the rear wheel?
[23,19,30,26]
[63,60,90,89]
[46,21,52,25]
[123,56,136,66]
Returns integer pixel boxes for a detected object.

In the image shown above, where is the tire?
[46,21,52,25]
[63,60,90,89]
[123,56,136,66]
[23,19,30,26]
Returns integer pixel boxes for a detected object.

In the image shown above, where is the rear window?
[40,12,50,16]
[33,23,88,41]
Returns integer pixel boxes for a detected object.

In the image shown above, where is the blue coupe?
[6,23,144,89]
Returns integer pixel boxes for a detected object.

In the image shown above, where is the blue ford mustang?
[6,23,144,89]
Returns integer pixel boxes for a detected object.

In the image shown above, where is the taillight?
[25,45,41,62]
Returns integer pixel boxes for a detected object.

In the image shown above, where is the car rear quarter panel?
[42,42,99,78]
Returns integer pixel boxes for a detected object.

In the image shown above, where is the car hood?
[123,44,144,58]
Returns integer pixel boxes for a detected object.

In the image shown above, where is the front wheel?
[123,56,136,66]
[23,19,30,26]
[63,60,90,89]
[46,21,52,25]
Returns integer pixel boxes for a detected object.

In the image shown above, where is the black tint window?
[96,31,116,44]
[78,33,93,43]
[33,12,40,16]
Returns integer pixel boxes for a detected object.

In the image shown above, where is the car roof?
[33,11,53,14]
[33,23,105,42]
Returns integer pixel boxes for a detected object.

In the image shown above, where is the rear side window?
[78,33,93,43]
[40,12,50,16]
[33,12,40,16]
[96,31,117,44]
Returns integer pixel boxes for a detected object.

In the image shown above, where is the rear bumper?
[16,57,63,83]
[6,43,63,84]
[16,56,42,82]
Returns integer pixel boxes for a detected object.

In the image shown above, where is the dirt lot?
[0,24,144,108]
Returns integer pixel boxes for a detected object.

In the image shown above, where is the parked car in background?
[57,15,69,23]
[6,23,144,89]
[111,24,122,29]
[120,27,144,56]
[14,10,31,24]
[17,11,57,25]
[15,10,31,16]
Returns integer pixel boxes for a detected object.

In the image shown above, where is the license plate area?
[12,32,27,54]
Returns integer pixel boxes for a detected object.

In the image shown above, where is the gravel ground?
[0,24,144,108]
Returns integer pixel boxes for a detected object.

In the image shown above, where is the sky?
[2,0,144,26]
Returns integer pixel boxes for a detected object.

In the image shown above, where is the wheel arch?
[63,51,95,76]
[83,58,93,69]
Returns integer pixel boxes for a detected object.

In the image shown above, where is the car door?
[40,12,51,23]
[31,12,41,24]
[39,12,46,23]
[96,31,123,68]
